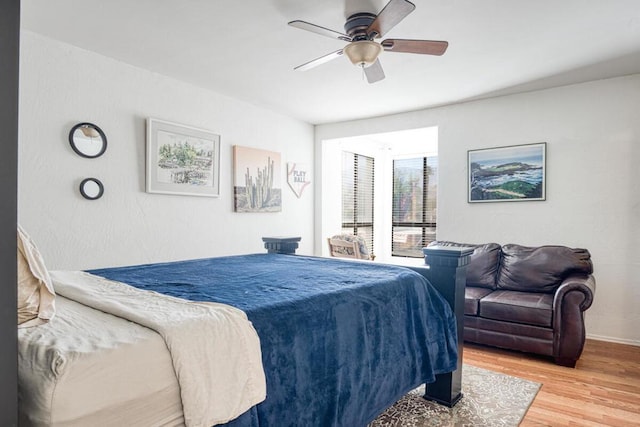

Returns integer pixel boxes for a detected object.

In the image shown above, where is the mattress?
[18,295,184,426]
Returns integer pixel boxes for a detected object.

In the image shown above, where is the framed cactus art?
[233,145,282,212]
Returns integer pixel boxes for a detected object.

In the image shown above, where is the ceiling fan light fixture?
[343,40,382,68]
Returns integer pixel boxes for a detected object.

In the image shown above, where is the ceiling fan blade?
[364,59,385,83]
[382,39,448,55]
[294,49,344,72]
[288,20,351,42]
[367,0,416,39]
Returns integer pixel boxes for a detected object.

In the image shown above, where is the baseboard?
[587,334,640,347]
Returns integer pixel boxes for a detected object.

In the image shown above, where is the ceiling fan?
[288,0,448,83]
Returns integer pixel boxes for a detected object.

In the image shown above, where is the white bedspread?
[50,270,267,427]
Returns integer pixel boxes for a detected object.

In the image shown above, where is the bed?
[18,253,458,426]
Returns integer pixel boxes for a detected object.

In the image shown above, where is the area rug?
[369,364,541,427]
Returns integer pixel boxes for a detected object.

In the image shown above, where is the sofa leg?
[554,357,577,368]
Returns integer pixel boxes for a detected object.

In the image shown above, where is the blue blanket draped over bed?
[89,254,457,427]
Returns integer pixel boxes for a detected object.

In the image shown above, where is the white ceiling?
[21,0,640,125]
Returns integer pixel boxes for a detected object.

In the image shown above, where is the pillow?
[496,244,593,293]
[17,225,56,328]
[427,241,501,289]
[331,234,370,259]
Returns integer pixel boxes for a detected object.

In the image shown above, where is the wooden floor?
[463,339,640,426]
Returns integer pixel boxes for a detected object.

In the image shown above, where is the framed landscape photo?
[146,118,220,197]
[468,142,546,203]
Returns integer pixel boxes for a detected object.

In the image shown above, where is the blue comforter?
[89,254,457,427]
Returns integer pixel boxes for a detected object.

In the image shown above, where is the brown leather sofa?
[427,241,595,367]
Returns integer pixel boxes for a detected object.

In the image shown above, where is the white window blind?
[392,156,438,257]
[341,151,375,255]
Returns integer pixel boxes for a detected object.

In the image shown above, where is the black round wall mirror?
[79,178,104,200]
[69,122,107,158]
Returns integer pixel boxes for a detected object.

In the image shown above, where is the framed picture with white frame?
[146,118,220,197]
[468,142,546,203]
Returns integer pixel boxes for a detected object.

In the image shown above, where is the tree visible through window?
[342,151,375,256]
[392,157,438,257]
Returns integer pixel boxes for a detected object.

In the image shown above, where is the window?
[392,156,438,257]
[341,151,375,255]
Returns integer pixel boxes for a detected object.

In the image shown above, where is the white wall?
[19,32,315,270]
[316,74,640,345]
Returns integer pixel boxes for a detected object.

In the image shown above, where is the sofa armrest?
[553,274,596,314]
[552,274,596,366]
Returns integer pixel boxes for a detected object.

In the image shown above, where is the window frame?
[341,151,375,255]
[391,156,438,258]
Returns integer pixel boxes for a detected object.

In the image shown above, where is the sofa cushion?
[465,287,494,316]
[497,244,593,293]
[479,290,553,328]
[428,241,501,289]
